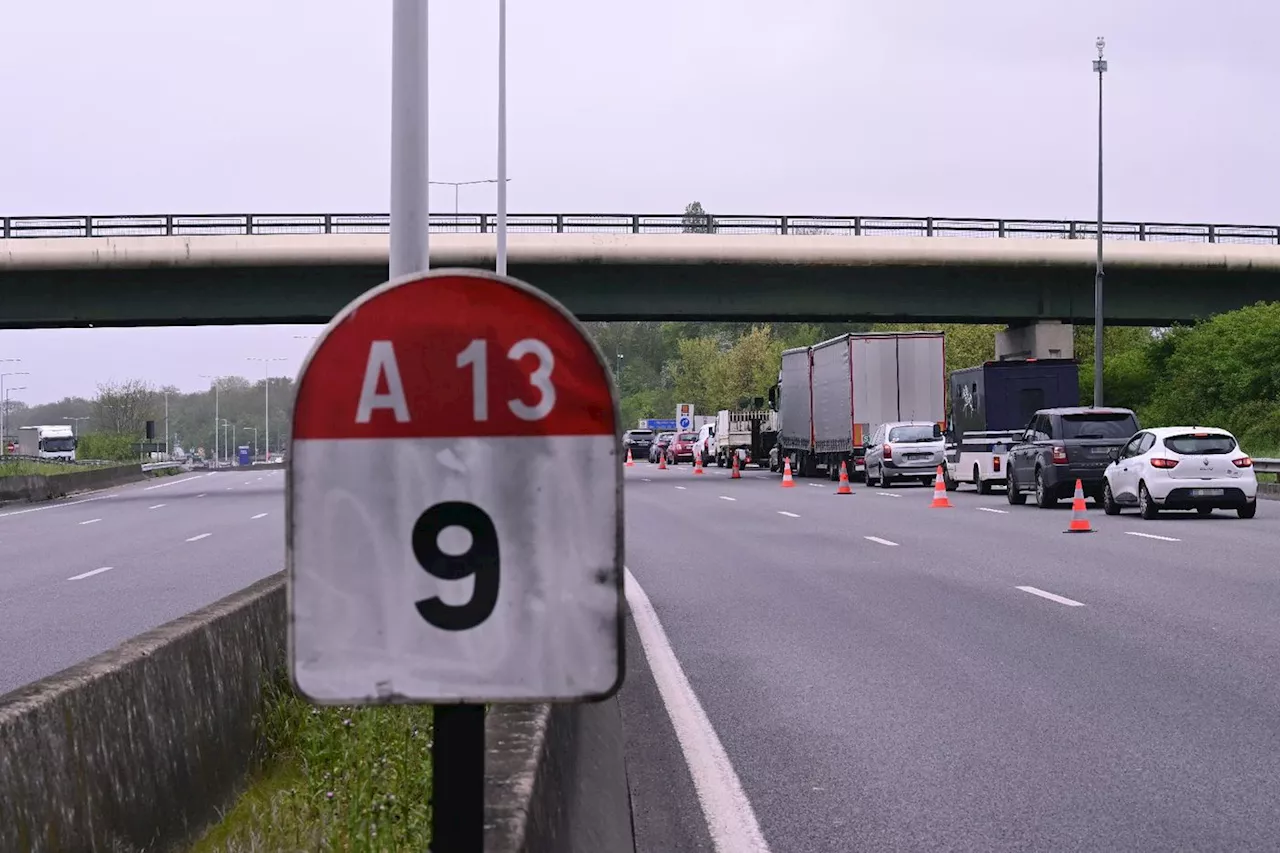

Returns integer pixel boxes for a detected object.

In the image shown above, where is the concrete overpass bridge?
[1,213,1278,331]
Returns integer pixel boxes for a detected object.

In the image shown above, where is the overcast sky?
[1,0,1276,403]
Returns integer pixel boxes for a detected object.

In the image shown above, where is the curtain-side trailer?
[771,332,946,480]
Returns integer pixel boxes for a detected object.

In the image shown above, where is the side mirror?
[932,423,942,439]
[1108,447,1120,462]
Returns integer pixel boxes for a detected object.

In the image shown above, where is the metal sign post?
[287,269,624,852]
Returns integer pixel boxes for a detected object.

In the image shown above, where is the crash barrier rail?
[0,574,634,853]
[3,212,1280,244]
[0,463,149,503]
[140,460,186,472]
[1254,458,1279,475]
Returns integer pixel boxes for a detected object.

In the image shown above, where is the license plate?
[1190,488,1223,497]
[1090,447,1111,455]
[905,453,929,461]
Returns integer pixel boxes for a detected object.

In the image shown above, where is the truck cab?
[18,424,78,461]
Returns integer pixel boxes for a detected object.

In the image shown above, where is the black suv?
[622,429,654,460]
[1006,407,1140,507]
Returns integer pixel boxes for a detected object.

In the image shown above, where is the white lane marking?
[864,535,899,547]
[625,568,772,853]
[196,493,207,498]
[68,566,114,581]
[642,478,652,482]
[675,486,687,490]
[144,475,202,491]
[250,512,268,520]
[225,487,234,491]
[875,492,901,499]
[79,518,102,526]
[186,533,212,542]
[0,493,118,520]
[718,496,736,502]
[977,507,1009,514]
[808,483,824,488]
[244,481,253,485]
[1016,586,1085,607]
[149,503,166,510]
[1125,531,1181,542]
[778,511,800,518]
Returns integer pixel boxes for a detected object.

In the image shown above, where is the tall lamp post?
[429,178,510,229]
[1093,36,1108,406]
[244,426,259,461]
[0,363,28,452]
[3,387,27,447]
[64,416,91,436]
[247,357,286,460]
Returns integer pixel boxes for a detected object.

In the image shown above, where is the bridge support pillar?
[995,320,1074,360]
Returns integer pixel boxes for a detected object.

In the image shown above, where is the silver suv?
[863,421,944,487]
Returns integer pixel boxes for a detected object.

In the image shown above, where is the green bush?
[77,432,139,462]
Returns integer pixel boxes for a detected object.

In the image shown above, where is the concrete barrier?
[0,568,636,852]
[486,699,635,853]
[0,463,147,504]
[0,574,286,853]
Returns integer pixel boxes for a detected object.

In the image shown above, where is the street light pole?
[496,0,508,276]
[247,357,286,460]
[1093,36,1108,407]
[390,0,430,280]
[63,416,90,436]
[244,427,259,461]
[428,179,510,230]
[0,364,29,453]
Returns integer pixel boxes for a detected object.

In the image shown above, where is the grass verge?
[190,678,434,852]
[0,459,109,477]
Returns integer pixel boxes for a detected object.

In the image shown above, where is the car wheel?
[1238,501,1258,519]
[1196,506,1213,517]
[1007,469,1027,505]
[1103,482,1121,515]
[1139,481,1159,519]
[1035,468,1056,508]
[975,465,992,495]
[879,468,891,488]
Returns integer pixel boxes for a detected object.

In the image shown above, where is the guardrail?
[3,213,1280,244]
[1255,458,1280,475]
[141,461,186,472]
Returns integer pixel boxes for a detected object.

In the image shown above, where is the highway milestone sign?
[287,268,623,705]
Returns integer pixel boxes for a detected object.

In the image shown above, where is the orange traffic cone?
[781,458,796,488]
[1065,479,1094,533]
[625,448,635,467]
[836,460,853,495]
[693,454,704,475]
[929,466,952,508]
[730,453,741,479]
[657,453,667,470]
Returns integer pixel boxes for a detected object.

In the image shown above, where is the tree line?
[3,375,295,461]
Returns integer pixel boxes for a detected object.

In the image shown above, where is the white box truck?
[18,424,78,461]
[771,331,946,480]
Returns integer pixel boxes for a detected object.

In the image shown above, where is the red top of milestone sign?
[292,270,616,440]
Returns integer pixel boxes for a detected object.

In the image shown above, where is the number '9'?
[411,502,500,631]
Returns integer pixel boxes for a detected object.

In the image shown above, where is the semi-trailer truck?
[942,358,1080,492]
[771,331,946,480]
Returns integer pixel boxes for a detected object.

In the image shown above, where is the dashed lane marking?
[1016,586,1085,607]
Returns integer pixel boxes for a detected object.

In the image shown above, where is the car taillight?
[883,443,892,459]
[1051,446,1068,464]
[1233,456,1253,468]
[1150,458,1179,469]
[992,456,1001,472]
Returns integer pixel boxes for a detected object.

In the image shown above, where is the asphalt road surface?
[619,461,1280,852]
[0,469,284,695]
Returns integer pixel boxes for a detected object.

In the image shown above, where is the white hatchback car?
[1102,426,1258,519]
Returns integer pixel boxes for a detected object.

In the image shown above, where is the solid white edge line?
[1125,531,1181,542]
[1016,586,1086,607]
[69,566,113,581]
[625,568,772,853]
[0,493,117,520]
[777,511,799,517]
[864,535,899,547]
[186,533,212,542]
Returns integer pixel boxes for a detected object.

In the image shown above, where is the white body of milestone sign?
[287,268,623,704]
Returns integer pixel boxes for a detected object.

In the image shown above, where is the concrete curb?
[0,574,286,853]
[486,699,635,853]
[0,463,148,505]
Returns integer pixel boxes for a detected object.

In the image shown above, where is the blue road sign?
[678,416,691,430]
[646,418,676,430]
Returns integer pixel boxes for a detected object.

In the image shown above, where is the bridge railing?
[2,213,1279,244]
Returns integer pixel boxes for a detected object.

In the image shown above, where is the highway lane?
[0,469,284,695]
[620,462,1280,852]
